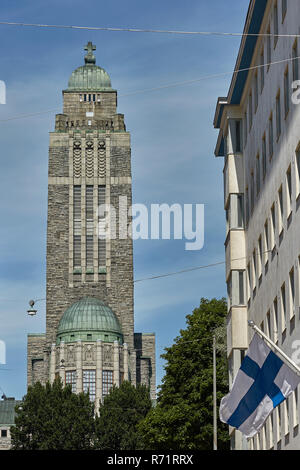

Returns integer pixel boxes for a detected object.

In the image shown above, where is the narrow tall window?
[73,186,81,268]
[273,297,279,343]
[264,219,269,265]
[287,166,292,215]
[98,186,106,268]
[249,93,253,130]
[267,25,271,70]
[245,187,249,225]
[284,68,290,117]
[102,370,113,398]
[274,2,279,48]
[83,370,96,402]
[254,73,258,112]
[256,154,260,195]
[293,40,299,82]
[296,148,300,196]
[244,113,248,148]
[271,204,276,248]
[86,186,94,269]
[281,283,286,333]
[292,389,299,428]
[251,172,255,213]
[258,236,263,279]
[262,135,267,179]
[66,370,77,393]
[260,49,265,92]
[276,92,281,139]
[289,267,295,318]
[282,0,287,22]
[278,186,283,233]
[235,120,241,153]
[252,249,257,290]
[269,114,274,159]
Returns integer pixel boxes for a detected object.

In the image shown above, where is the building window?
[66,370,77,393]
[262,135,267,179]
[1,429,7,438]
[286,166,292,216]
[244,113,248,148]
[86,186,94,269]
[266,310,271,338]
[284,67,290,117]
[260,48,265,92]
[273,297,279,343]
[292,389,299,428]
[98,186,106,268]
[254,73,258,112]
[293,40,299,82]
[102,370,113,398]
[274,2,279,48]
[256,154,260,195]
[296,147,300,197]
[73,185,81,268]
[271,204,276,248]
[269,114,274,159]
[258,236,263,280]
[228,194,244,229]
[245,187,250,225]
[235,120,241,153]
[250,172,255,213]
[249,92,253,130]
[281,283,286,333]
[289,267,295,318]
[278,186,283,234]
[83,370,96,402]
[264,219,269,265]
[276,92,281,140]
[282,0,287,22]
[230,270,245,306]
[247,263,251,300]
[267,25,271,70]
[252,250,257,291]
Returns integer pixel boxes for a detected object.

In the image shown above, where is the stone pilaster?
[76,340,82,393]
[113,340,119,386]
[96,339,103,407]
[49,343,56,383]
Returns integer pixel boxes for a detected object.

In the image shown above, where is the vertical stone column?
[49,343,56,383]
[113,340,120,386]
[96,339,103,408]
[59,341,65,382]
[105,133,111,288]
[76,340,82,393]
[123,343,128,381]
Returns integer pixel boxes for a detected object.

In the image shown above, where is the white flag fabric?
[219,333,300,438]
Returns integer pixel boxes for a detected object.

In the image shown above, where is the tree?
[94,381,152,450]
[138,297,230,450]
[11,378,95,450]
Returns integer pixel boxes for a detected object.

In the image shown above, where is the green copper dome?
[56,297,123,345]
[66,41,113,92]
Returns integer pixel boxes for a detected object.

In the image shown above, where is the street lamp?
[27,300,37,316]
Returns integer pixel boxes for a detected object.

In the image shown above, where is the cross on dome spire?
[84,41,96,64]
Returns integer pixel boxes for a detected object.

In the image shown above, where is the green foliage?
[139,298,230,450]
[10,378,95,450]
[94,381,152,450]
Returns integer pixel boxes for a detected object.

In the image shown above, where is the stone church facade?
[27,42,156,406]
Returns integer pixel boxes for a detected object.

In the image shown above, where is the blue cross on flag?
[220,334,300,438]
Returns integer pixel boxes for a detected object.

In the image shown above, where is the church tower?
[27,43,156,404]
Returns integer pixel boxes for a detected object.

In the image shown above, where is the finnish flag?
[219,334,300,438]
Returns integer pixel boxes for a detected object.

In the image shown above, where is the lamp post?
[26,298,45,316]
[213,335,217,450]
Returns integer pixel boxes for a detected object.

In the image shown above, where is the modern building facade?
[27,43,156,407]
[214,0,300,450]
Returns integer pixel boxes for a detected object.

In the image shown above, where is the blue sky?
[0,0,250,399]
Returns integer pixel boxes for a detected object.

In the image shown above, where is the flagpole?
[248,320,300,375]
[213,335,217,450]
